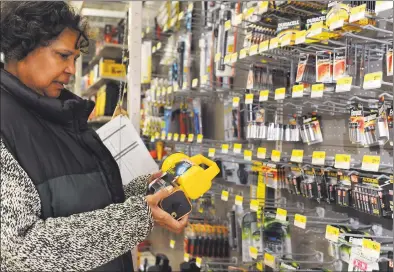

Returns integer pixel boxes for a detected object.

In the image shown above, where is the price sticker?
[239,48,248,59]
[163,24,168,32]
[182,82,188,90]
[311,84,324,98]
[336,76,353,92]
[271,150,281,162]
[224,54,231,64]
[195,257,202,268]
[146,26,150,34]
[142,32,145,38]
[330,17,344,30]
[214,52,221,63]
[325,225,340,243]
[264,253,276,269]
[167,133,173,141]
[184,253,190,262]
[376,1,393,14]
[188,3,194,12]
[170,17,177,27]
[280,32,292,47]
[244,7,255,19]
[192,78,198,88]
[269,37,279,50]
[178,11,184,21]
[250,199,259,212]
[256,261,263,272]
[232,97,240,108]
[180,134,186,142]
[155,132,160,139]
[292,84,304,98]
[258,1,269,14]
[235,195,243,206]
[161,87,167,96]
[257,147,266,159]
[276,208,287,222]
[362,239,381,260]
[201,75,208,85]
[150,135,155,143]
[274,87,286,100]
[245,94,254,104]
[307,21,323,38]
[259,40,269,53]
[188,134,194,142]
[249,246,258,259]
[222,144,229,154]
[152,46,157,53]
[230,52,238,63]
[295,30,306,45]
[208,148,216,158]
[294,214,307,229]
[157,42,162,50]
[234,13,243,26]
[335,154,351,169]
[312,151,326,165]
[249,44,259,56]
[233,143,242,154]
[291,149,304,163]
[173,133,179,141]
[173,84,179,92]
[244,150,252,161]
[221,190,229,201]
[197,134,203,143]
[349,4,366,23]
[259,90,269,101]
[363,71,383,89]
[161,131,166,140]
[362,155,380,172]
[224,20,232,31]
[170,240,175,249]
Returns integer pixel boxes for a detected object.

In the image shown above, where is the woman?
[0,2,188,271]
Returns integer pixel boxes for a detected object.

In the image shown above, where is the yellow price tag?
[274,87,286,100]
[311,84,324,98]
[249,44,259,56]
[235,195,243,206]
[249,246,258,259]
[232,97,240,108]
[239,48,248,59]
[259,90,269,101]
[169,239,175,249]
[173,133,179,141]
[173,84,179,92]
[349,4,366,23]
[250,199,259,212]
[188,134,194,142]
[214,52,221,63]
[155,132,160,139]
[152,46,157,53]
[157,42,162,50]
[192,78,198,88]
[244,150,252,161]
[276,208,287,222]
[167,133,173,141]
[230,52,238,63]
[363,71,383,89]
[224,20,232,31]
[259,40,269,53]
[362,155,380,172]
[182,82,188,90]
[325,225,340,243]
[312,151,326,165]
[180,134,186,142]
[245,93,254,104]
[336,76,353,92]
[271,150,281,162]
[178,11,184,21]
[256,261,263,271]
[335,154,351,169]
[362,239,381,260]
[280,32,293,47]
[146,26,150,34]
[245,7,255,19]
[201,75,208,85]
[258,1,269,14]
[161,131,166,140]
[224,54,231,64]
[150,135,155,143]
[184,253,190,262]
[167,86,172,94]
[195,257,202,268]
[233,143,242,154]
[208,148,216,158]
[257,147,266,159]
[291,149,304,163]
[264,253,276,269]
[188,3,194,12]
[197,134,203,143]
[234,13,243,26]
[269,37,279,50]
[292,84,304,98]
[221,190,229,201]
[221,144,229,154]
[295,30,306,45]
[294,214,307,229]
[170,17,177,27]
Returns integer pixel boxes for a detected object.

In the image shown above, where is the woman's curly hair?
[0,1,89,62]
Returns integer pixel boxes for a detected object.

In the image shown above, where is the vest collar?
[0,68,94,130]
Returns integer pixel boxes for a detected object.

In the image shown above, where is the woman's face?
[12,28,81,98]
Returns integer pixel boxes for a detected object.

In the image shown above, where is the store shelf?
[88,116,112,124]
[81,76,126,97]
[84,43,126,75]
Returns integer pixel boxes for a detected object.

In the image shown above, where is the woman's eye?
[59,53,70,60]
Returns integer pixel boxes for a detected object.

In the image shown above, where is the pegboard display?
[141,1,393,272]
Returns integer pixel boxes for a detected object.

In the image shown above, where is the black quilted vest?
[0,68,133,272]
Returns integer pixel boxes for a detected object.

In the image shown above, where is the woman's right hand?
[145,186,188,234]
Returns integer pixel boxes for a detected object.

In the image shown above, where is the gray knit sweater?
[0,139,154,271]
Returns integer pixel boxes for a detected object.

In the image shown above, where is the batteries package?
[388,104,393,146]
[316,50,333,83]
[349,103,365,144]
[300,114,323,145]
[333,47,347,81]
[387,45,393,76]
[246,122,268,140]
[324,171,339,204]
[296,53,315,83]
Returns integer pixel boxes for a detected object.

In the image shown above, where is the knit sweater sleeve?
[0,140,154,272]
[123,174,151,198]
